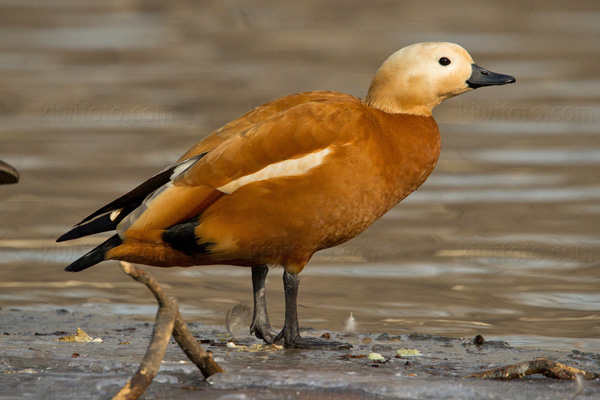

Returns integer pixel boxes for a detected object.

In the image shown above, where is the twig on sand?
[112,296,177,400]
[112,262,224,400]
[118,262,224,377]
[466,358,599,380]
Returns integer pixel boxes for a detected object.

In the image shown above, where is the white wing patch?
[109,210,121,221]
[170,156,198,180]
[217,147,331,194]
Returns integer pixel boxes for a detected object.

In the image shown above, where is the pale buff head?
[364,42,514,116]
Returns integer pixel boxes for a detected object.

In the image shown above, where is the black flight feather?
[56,205,136,242]
[57,153,206,243]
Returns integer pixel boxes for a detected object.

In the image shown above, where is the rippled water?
[1,0,599,351]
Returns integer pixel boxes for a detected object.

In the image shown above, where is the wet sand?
[1,0,600,398]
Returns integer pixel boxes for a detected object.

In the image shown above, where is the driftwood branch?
[112,296,177,400]
[466,358,599,380]
[111,262,224,400]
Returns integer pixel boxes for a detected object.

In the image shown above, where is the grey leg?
[275,271,352,349]
[249,265,277,343]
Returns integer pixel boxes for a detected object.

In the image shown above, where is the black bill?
[467,64,515,89]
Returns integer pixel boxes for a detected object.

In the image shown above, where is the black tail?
[65,234,123,272]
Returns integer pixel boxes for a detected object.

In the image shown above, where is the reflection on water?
[1,1,599,351]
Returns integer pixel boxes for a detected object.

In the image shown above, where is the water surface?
[1,0,599,352]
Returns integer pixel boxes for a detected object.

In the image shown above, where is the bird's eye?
[439,57,451,66]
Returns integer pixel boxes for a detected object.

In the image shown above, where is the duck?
[0,160,19,185]
[58,42,514,349]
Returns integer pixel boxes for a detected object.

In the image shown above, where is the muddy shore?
[1,307,598,399]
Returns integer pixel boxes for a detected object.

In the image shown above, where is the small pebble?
[473,335,485,345]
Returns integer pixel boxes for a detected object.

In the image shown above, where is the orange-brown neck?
[372,112,441,207]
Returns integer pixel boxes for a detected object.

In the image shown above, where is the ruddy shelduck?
[59,42,514,349]
[0,160,19,185]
